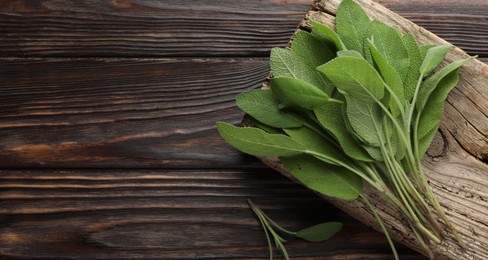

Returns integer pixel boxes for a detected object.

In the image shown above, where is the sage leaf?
[216,122,305,157]
[318,56,385,102]
[336,0,371,55]
[270,48,333,95]
[296,222,343,242]
[416,57,474,158]
[314,103,372,162]
[383,116,401,159]
[403,33,422,101]
[236,89,302,128]
[292,30,336,70]
[280,155,362,200]
[284,127,348,166]
[270,77,330,110]
[368,40,404,117]
[369,21,409,79]
[416,57,473,112]
[337,50,363,58]
[420,44,436,60]
[310,20,346,51]
[345,96,383,147]
[363,145,383,161]
[251,119,285,135]
[419,45,454,75]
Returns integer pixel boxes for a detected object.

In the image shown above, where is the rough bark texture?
[256,0,488,259]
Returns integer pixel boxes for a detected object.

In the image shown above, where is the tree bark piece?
[255,0,488,259]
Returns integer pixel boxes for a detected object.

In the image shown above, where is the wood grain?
[379,0,488,56]
[0,58,271,168]
[0,169,422,259]
[1,56,484,168]
[0,0,486,57]
[0,0,311,57]
[0,0,486,259]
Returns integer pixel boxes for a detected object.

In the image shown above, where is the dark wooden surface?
[0,0,486,259]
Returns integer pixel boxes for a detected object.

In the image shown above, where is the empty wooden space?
[1,0,486,259]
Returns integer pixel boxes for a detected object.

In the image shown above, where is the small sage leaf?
[416,57,474,112]
[419,44,437,60]
[419,45,454,75]
[296,222,343,242]
[416,57,475,159]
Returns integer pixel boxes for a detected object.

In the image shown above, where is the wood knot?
[427,130,448,159]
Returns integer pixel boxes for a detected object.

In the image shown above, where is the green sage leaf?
[367,40,405,117]
[382,116,401,159]
[403,33,422,101]
[345,96,383,147]
[284,126,348,166]
[216,122,305,157]
[416,57,473,112]
[419,45,454,75]
[270,77,330,110]
[309,20,346,51]
[251,118,285,135]
[292,30,336,70]
[314,103,372,162]
[419,44,436,60]
[270,47,333,94]
[416,57,474,158]
[280,155,362,200]
[337,50,363,58]
[369,21,409,79]
[236,89,302,128]
[318,56,385,102]
[336,0,371,55]
[363,145,383,161]
[296,222,343,242]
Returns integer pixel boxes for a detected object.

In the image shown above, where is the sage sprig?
[247,199,342,260]
[217,0,475,258]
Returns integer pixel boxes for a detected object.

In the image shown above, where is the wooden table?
[1,0,486,259]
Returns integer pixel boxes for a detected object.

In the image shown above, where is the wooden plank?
[379,0,488,56]
[0,0,486,57]
[2,56,482,169]
[0,169,422,259]
[0,0,311,57]
[0,58,269,168]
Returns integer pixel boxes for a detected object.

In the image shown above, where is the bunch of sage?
[217,0,475,258]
